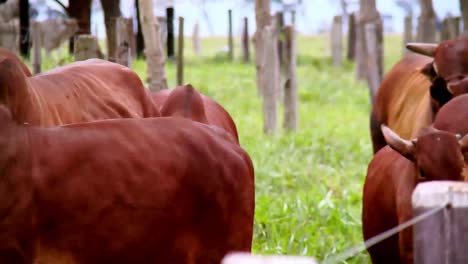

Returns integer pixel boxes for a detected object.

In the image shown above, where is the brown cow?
[363,95,468,263]
[0,57,160,126]
[0,105,254,264]
[152,84,239,143]
[370,37,468,154]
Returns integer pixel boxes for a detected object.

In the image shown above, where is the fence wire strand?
[321,203,448,264]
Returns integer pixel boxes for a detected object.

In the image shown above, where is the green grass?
[36,33,406,263]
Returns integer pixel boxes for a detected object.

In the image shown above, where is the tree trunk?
[135,0,144,57]
[255,0,278,134]
[166,7,175,59]
[138,0,167,91]
[100,0,121,60]
[460,0,468,35]
[67,0,92,54]
[19,0,29,57]
[417,0,436,42]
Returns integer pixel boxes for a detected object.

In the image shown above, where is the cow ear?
[381,125,416,161]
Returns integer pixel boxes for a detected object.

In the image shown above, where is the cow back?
[16,117,254,264]
[23,59,159,126]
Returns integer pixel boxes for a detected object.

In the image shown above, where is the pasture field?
[39,34,404,263]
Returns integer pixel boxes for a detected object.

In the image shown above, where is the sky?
[41,0,461,37]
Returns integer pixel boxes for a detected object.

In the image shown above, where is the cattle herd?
[0,48,253,263]
[0,37,466,264]
[364,37,468,263]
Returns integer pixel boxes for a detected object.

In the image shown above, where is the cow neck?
[0,122,34,217]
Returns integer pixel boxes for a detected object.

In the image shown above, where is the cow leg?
[370,110,387,154]
[398,226,414,264]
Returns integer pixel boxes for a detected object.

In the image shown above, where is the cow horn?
[381,125,416,160]
[406,43,438,57]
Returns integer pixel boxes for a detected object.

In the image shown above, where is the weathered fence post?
[417,0,436,42]
[138,0,168,91]
[0,19,19,54]
[331,15,342,67]
[454,16,461,37]
[347,12,356,61]
[260,26,278,134]
[192,22,201,57]
[364,22,381,101]
[31,20,41,74]
[74,34,98,61]
[177,16,184,86]
[255,0,279,134]
[443,16,459,40]
[108,17,118,62]
[403,16,413,54]
[114,17,132,67]
[228,9,233,61]
[123,17,136,59]
[166,7,175,60]
[282,26,297,131]
[242,17,250,63]
[275,12,284,66]
[412,181,468,264]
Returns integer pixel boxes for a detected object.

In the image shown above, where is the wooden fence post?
[125,17,136,59]
[228,9,233,61]
[364,22,381,102]
[454,16,461,37]
[0,19,19,54]
[331,15,342,67]
[177,16,184,86]
[259,25,278,134]
[108,17,118,62]
[412,181,468,264]
[74,34,98,61]
[275,12,284,66]
[138,0,168,91]
[192,22,201,57]
[166,7,175,59]
[282,26,297,131]
[403,16,413,54]
[242,17,250,63]
[31,20,41,74]
[114,17,131,67]
[347,12,356,61]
